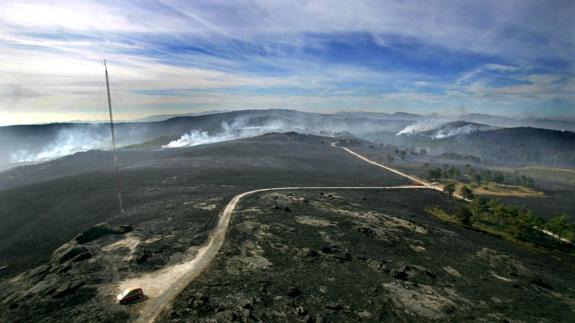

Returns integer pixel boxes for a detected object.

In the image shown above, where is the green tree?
[526,177,535,189]
[509,221,530,241]
[447,166,460,179]
[545,215,568,238]
[473,173,482,184]
[492,172,505,184]
[480,169,492,183]
[443,183,456,198]
[460,186,474,200]
[427,167,442,180]
[400,150,407,160]
[470,197,490,221]
[387,155,395,164]
[524,210,544,228]
[455,207,473,226]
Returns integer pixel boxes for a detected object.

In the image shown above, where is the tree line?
[437,186,574,246]
[426,163,535,188]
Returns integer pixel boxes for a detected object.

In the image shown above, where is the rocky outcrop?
[74,223,133,244]
[52,244,90,264]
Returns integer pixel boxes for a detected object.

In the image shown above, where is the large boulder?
[75,223,120,244]
[392,264,436,284]
[53,244,89,264]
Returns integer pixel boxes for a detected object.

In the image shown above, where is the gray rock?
[52,281,85,299]
[118,225,133,233]
[366,259,387,272]
[71,251,92,263]
[214,309,236,321]
[393,264,435,283]
[54,245,89,264]
[75,223,117,244]
[325,302,344,310]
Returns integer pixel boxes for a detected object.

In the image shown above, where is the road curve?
[332,142,469,199]
[132,186,427,323]
[131,141,471,322]
[333,143,573,244]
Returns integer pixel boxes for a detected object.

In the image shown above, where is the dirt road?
[126,142,462,322]
[128,186,426,323]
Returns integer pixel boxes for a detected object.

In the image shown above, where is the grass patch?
[517,166,575,186]
[424,206,460,225]
[426,204,574,254]
[470,182,543,198]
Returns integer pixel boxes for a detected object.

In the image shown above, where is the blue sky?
[0,0,574,125]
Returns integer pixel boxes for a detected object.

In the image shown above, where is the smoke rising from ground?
[4,109,569,172]
[3,124,147,168]
[396,118,449,136]
[9,126,110,164]
[163,117,300,148]
[429,123,492,139]
[162,114,402,149]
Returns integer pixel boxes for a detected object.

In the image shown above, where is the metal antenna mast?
[104,60,124,213]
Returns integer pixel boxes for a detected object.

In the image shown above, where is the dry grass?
[517,167,575,186]
[459,182,543,198]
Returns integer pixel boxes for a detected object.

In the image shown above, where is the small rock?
[118,225,133,233]
[307,249,319,257]
[355,226,377,238]
[366,259,387,272]
[214,309,236,321]
[333,252,352,262]
[321,246,335,254]
[357,310,372,319]
[295,306,307,316]
[392,264,435,282]
[238,297,253,310]
[325,302,344,310]
[135,250,152,264]
[287,287,302,297]
[164,204,176,211]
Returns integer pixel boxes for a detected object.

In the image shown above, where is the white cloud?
[0,0,573,124]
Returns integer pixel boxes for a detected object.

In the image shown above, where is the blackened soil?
[161,189,575,322]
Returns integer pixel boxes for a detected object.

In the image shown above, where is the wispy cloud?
[0,0,573,125]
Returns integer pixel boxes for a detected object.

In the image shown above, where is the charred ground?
[0,133,408,279]
[0,132,574,323]
[160,189,575,322]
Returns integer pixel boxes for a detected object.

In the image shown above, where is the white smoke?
[430,124,482,139]
[163,117,302,148]
[396,118,449,136]
[9,126,110,163]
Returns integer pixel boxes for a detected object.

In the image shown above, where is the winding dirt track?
[131,186,428,323]
[128,142,447,322]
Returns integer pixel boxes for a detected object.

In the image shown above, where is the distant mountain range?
[134,110,575,132]
[0,109,574,170]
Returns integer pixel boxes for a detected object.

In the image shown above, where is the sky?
[0,0,574,125]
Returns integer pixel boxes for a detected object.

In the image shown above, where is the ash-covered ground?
[0,132,573,322]
[160,189,575,322]
[0,133,410,322]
